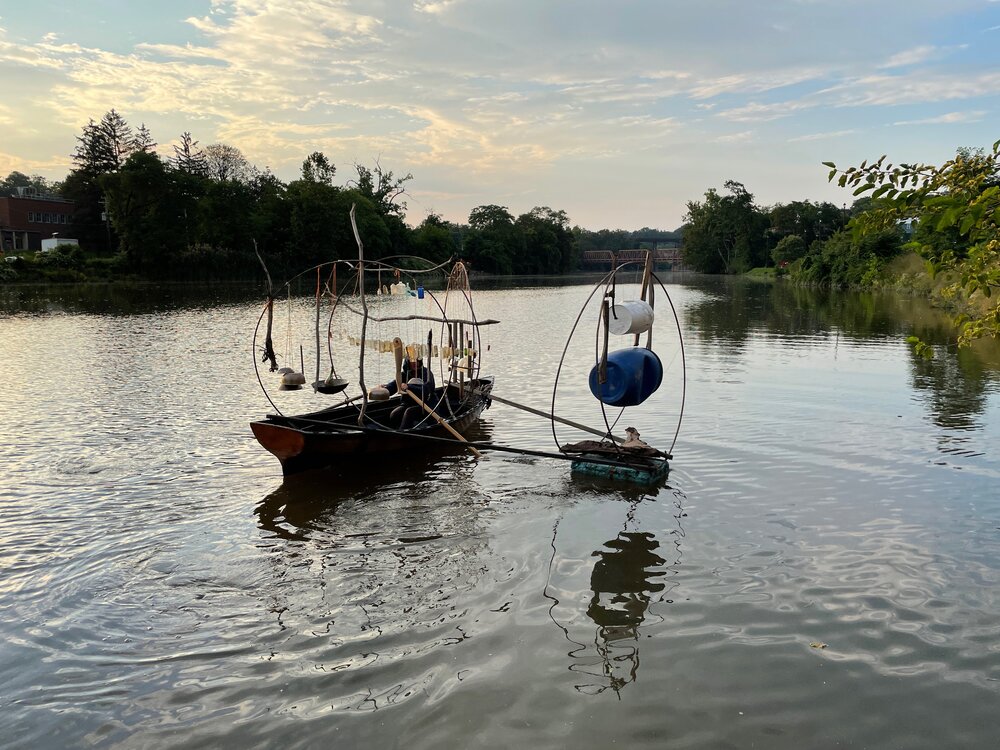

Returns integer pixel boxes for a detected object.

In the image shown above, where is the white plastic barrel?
[608,300,654,335]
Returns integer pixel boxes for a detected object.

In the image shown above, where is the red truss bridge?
[579,246,686,270]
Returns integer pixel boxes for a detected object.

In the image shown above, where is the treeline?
[680,178,908,286]
[2,110,675,283]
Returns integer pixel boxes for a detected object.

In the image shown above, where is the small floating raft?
[562,430,670,486]
[570,454,669,485]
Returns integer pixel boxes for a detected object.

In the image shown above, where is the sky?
[1,0,999,230]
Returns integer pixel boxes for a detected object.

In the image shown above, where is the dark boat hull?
[251,378,493,475]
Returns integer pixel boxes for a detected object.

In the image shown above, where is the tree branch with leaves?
[825,141,1000,348]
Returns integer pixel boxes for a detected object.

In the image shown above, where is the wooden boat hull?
[251,378,493,475]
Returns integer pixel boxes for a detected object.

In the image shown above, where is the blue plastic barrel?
[588,348,663,407]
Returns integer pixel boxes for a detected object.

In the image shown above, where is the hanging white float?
[608,300,654,335]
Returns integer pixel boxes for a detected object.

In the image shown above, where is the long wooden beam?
[478,390,624,443]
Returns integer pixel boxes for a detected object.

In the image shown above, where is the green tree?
[171,132,209,177]
[772,234,807,266]
[204,143,254,183]
[351,160,411,217]
[0,171,56,196]
[826,143,1000,346]
[682,180,769,273]
[66,109,141,252]
[301,152,336,185]
[412,213,456,263]
[769,200,846,247]
[285,175,342,266]
[514,206,576,274]
[794,229,902,288]
[465,204,517,274]
[100,151,183,268]
[72,110,135,175]
[132,123,156,154]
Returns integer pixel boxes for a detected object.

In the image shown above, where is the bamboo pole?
[404,390,481,458]
[314,267,321,387]
[634,249,654,347]
[351,205,369,426]
[478,390,625,443]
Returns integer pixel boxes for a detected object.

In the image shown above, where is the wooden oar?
[404,390,481,457]
[393,336,480,458]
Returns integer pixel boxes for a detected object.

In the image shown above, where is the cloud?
[0,149,69,175]
[688,67,825,99]
[414,0,463,13]
[716,131,754,143]
[879,45,939,68]
[892,110,986,126]
[825,71,1000,107]
[788,129,856,142]
[717,100,817,122]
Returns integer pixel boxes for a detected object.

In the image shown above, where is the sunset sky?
[2,0,999,229]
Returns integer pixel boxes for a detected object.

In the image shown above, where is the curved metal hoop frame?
[252,256,482,431]
[549,263,686,456]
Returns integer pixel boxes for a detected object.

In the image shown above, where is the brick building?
[0,189,76,254]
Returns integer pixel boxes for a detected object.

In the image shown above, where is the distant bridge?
[579,246,685,270]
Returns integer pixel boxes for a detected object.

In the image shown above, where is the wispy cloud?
[717,100,816,122]
[822,71,1000,107]
[716,131,754,143]
[892,110,986,126]
[879,45,939,68]
[788,129,856,142]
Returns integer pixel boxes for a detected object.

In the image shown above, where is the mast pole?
[351,205,369,426]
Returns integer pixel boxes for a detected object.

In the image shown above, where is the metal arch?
[549,261,686,456]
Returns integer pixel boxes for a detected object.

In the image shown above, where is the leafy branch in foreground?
[825,141,1000,348]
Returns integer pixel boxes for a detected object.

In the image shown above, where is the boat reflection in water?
[547,482,685,697]
[255,419,493,540]
[250,447,493,712]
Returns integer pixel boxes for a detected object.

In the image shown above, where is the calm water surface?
[1,276,999,749]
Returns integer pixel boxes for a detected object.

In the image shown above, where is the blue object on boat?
[588,347,663,407]
[417,286,424,299]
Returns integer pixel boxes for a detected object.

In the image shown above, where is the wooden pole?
[393,336,404,391]
[404,390,481,458]
[253,239,278,372]
[351,205,369,426]
[314,267,321,387]
[634,249,654,347]
[480,390,625,443]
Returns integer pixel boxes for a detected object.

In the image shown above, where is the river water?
[1,275,999,749]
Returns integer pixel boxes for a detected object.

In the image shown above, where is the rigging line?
[366,255,454,274]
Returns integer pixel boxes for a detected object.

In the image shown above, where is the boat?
[251,377,494,476]
[250,205,497,476]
